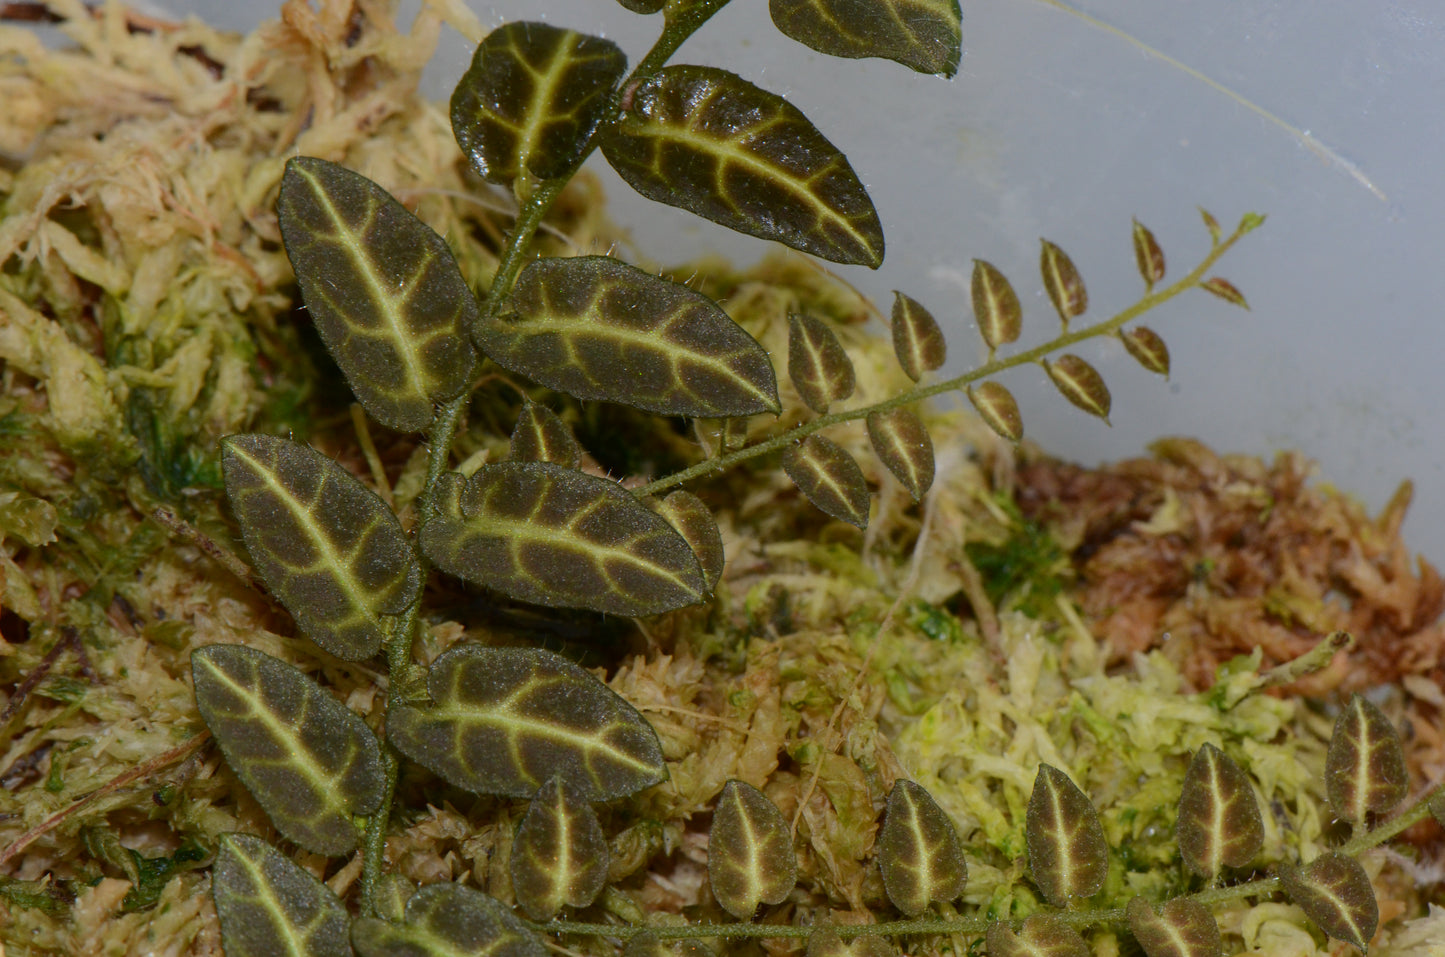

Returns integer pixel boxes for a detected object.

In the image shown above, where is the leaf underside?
[1176,743,1263,880]
[1325,693,1409,823]
[213,834,351,957]
[419,464,707,616]
[602,65,884,267]
[222,434,419,661]
[352,881,547,957]
[709,780,798,919]
[451,21,626,184]
[782,434,871,529]
[1025,764,1108,907]
[769,0,962,76]
[1126,896,1222,957]
[387,644,668,801]
[876,779,967,916]
[511,775,610,920]
[476,255,780,417]
[277,156,477,432]
[1280,853,1379,952]
[193,645,384,856]
[985,915,1089,957]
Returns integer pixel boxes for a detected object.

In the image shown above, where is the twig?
[149,506,258,592]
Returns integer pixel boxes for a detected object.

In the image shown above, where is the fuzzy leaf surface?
[450,22,625,185]
[222,434,419,661]
[602,66,884,267]
[782,434,870,529]
[277,156,477,432]
[1280,853,1379,952]
[788,313,856,413]
[510,400,582,468]
[866,409,934,501]
[1176,743,1263,879]
[656,490,725,591]
[1132,219,1166,287]
[971,259,1021,351]
[420,465,706,617]
[213,834,351,957]
[769,0,962,76]
[192,645,383,856]
[709,779,798,919]
[352,881,547,957]
[968,382,1023,442]
[985,915,1089,957]
[1326,694,1409,823]
[876,779,966,916]
[476,256,780,417]
[1045,355,1111,421]
[806,931,896,957]
[1122,327,1170,377]
[1025,764,1107,907]
[387,645,667,801]
[1126,897,1222,957]
[1039,240,1087,324]
[1200,277,1248,309]
[890,292,945,382]
[511,775,610,919]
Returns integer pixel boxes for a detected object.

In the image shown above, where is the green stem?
[637,221,1253,499]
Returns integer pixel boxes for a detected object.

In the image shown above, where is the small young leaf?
[782,434,871,529]
[1199,277,1248,309]
[655,490,725,591]
[1039,240,1087,325]
[1126,896,1222,957]
[192,645,384,856]
[1199,208,1221,245]
[709,779,798,919]
[450,22,626,184]
[985,915,1090,957]
[387,644,667,801]
[1025,764,1108,907]
[352,881,547,957]
[213,834,351,957]
[616,0,666,11]
[1131,219,1166,288]
[1325,694,1409,824]
[769,0,962,76]
[866,410,935,502]
[372,873,415,923]
[971,260,1021,353]
[1121,326,1171,378]
[277,157,478,432]
[625,934,716,957]
[876,779,967,916]
[510,400,583,468]
[890,292,946,382]
[1176,743,1264,880]
[476,256,780,417]
[420,465,707,617]
[511,775,610,920]
[222,434,420,661]
[1044,355,1111,422]
[806,929,897,957]
[1280,853,1379,952]
[1238,212,1267,234]
[602,66,884,268]
[721,416,749,452]
[788,313,857,413]
[967,381,1023,442]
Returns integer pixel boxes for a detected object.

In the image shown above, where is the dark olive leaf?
[1044,355,1111,422]
[352,881,547,957]
[222,434,419,661]
[985,915,1090,957]
[510,400,582,468]
[769,0,962,76]
[890,292,945,382]
[1199,277,1248,309]
[511,775,610,920]
[1025,764,1108,907]
[476,256,780,417]
[1126,896,1222,957]
[602,66,884,268]
[277,156,477,432]
[1039,240,1087,326]
[1280,853,1379,952]
[806,929,897,957]
[875,779,966,916]
[450,22,626,184]
[866,409,934,502]
[192,645,383,856]
[420,464,707,617]
[1121,326,1171,378]
[788,313,856,413]
[373,873,416,923]
[1176,743,1264,880]
[971,260,1021,353]
[1326,694,1409,824]
[213,833,351,957]
[709,779,798,919]
[387,644,667,801]
[1132,219,1166,288]
[655,490,725,592]
[782,434,871,529]
[967,381,1023,442]
[616,0,666,11]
